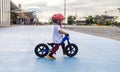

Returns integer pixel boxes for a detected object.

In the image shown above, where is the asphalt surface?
[0,25,120,72]
[64,26,120,41]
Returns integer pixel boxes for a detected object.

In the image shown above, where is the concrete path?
[0,25,120,72]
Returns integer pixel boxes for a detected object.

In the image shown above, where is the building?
[94,15,116,25]
[0,0,10,26]
[115,16,120,23]
[10,1,19,25]
[76,17,87,25]
[10,2,29,25]
[24,12,38,25]
[0,0,39,26]
[11,4,38,25]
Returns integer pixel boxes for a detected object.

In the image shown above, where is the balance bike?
[34,34,78,58]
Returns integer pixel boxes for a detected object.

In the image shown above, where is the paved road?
[64,26,120,41]
[0,25,120,72]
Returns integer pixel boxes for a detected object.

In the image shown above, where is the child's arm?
[59,30,67,34]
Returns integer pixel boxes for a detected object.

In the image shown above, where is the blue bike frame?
[60,35,70,45]
[42,34,70,53]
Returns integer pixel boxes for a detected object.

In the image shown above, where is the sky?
[11,0,120,22]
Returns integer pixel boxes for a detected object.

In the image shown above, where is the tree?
[67,15,76,25]
[86,16,94,25]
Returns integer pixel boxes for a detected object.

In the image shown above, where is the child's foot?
[47,54,56,60]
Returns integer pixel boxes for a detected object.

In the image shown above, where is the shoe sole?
[47,56,56,60]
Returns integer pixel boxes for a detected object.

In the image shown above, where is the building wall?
[0,0,10,26]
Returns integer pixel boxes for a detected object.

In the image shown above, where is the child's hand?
[65,33,69,36]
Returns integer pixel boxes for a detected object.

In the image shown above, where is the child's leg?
[50,44,60,56]
[47,44,60,59]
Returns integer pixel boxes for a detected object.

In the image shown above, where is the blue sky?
[12,0,120,22]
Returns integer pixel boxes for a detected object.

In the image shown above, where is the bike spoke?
[38,47,41,50]
[41,46,44,49]
[39,51,43,55]
[67,46,76,54]
[37,46,45,54]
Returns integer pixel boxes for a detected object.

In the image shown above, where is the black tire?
[34,43,49,58]
[64,43,78,57]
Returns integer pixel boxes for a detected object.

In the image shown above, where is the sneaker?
[63,51,66,55]
[47,55,56,60]
[63,53,66,55]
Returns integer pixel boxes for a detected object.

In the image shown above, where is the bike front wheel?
[64,43,78,57]
[34,43,49,58]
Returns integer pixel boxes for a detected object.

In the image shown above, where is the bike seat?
[47,43,54,47]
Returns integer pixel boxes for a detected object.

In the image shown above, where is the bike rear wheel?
[34,43,49,58]
[64,43,78,57]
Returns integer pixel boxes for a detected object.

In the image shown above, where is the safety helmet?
[52,13,64,23]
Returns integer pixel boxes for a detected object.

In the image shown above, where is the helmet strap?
[58,21,62,28]
[59,23,62,28]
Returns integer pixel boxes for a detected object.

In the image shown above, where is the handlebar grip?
[65,34,69,36]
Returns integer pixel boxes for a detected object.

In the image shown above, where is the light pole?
[64,0,66,23]
[118,8,120,12]
[74,8,78,19]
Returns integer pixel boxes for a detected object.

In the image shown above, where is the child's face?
[60,19,65,24]
[60,20,64,24]
[56,18,64,24]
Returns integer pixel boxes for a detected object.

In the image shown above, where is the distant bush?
[106,22,111,26]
